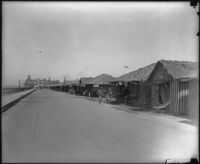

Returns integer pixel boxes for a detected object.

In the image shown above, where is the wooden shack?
[112,60,198,114]
[114,63,156,108]
[68,79,80,94]
[109,80,128,103]
[88,74,116,97]
[79,77,93,96]
[148,60,198,115]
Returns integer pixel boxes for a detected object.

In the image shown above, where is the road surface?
[2,89,198,163]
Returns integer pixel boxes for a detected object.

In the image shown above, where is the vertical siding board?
[179,81,182,114]
[172,81,174,113]
[130,83,133,105]
[169,82,170,112]
[172,81,175,113]
[173,81,175,113]
[171,81,175,113]
[169,82,171,112]
[176,81,178,114]
[186,81,189,114]
[188,79,199,117]
[177,81,178,113]
[184,82,186,114]
[181,81,184,114]
[180,81,182,114]
[185,82,188,115]
[180,82,183,114]
[188,80,192,116]
[183,82,186,114]
[184,82,187,114]
[183,83,186,114]
[188,80,190,115]
[182,82,184,114]
[178,81,180,114]
[169,82,172,112]
[166,83,169,111]
[181,82,183,114]
[170,81,174,113]
[186,82,189,115]
[173,81,176,114]
[174,81,177,114]
[185,83,187,114]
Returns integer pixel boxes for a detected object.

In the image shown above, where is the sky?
[2,2,199,86]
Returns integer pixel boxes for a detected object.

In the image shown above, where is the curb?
[1,89,37,113]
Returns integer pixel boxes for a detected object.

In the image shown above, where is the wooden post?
[140,80,144,109]
[19,80,21,88]
[124,82,127,105]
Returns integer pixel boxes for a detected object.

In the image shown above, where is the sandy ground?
[2,89,198,163]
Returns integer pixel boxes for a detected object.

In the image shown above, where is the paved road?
[2,89,198,163]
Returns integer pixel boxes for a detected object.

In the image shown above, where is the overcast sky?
[2,2,198,86]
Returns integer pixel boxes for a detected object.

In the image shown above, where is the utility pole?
[124,65,129,105]
[64,77,66,85]
[19,80,21,88]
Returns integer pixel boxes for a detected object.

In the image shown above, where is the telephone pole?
[19,80,21,88]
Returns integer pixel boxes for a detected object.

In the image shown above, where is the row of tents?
[49,59,199,117]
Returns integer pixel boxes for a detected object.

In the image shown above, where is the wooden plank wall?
[169,80,179,114]
[169,79,198,115]
[188,79,199,117]
[151,84,157,107]
[129,83,140,106]
[178,81,189,114]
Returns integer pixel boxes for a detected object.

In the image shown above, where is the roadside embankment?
[1,88,37,113]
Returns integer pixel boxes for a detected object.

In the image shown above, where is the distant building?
[23,75,60,88]
[23,75,35,88]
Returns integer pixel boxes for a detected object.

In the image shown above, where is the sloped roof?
[159,60,198,79]
[70,79,80,85]
[88,74,116,85]
[183,69,199,78]
[115,63,156,82]
[114,60,198,82]
[63,80,74,85]
[80,77,93,84]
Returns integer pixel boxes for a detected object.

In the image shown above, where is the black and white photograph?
[1,1,199,163]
